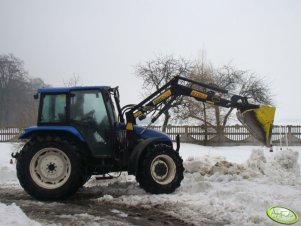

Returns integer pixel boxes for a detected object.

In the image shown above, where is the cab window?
[70,91,110,127]
[40,94,66,123]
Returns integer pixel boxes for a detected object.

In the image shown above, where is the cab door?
[70,90,114,157]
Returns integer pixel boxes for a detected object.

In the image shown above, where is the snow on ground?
[0,203,41,226]
[0,143,21,184]
[1,142,301,225]
[89,144,301,226]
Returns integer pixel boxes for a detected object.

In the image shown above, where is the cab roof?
[38,86,111,93]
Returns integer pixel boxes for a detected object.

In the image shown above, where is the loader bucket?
[237,105,276,147]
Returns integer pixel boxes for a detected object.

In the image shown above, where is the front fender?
[128,137,170,175]
[19,126,85,142]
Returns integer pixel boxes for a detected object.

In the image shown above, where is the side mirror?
[33,93,39,99]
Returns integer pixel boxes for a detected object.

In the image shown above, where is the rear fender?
[128,137,172,175]
[19,126,85,142]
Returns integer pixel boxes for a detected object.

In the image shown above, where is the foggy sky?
[1,0,301,124]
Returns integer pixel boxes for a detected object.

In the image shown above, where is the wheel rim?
[150,154,176,185]
[29,147,71,189]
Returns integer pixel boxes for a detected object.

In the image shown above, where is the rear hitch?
[11,152,19,159]
[95,175,114,180]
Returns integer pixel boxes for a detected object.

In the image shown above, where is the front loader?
[14,76,275,200]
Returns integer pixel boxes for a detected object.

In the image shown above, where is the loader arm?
[125,76,275,146]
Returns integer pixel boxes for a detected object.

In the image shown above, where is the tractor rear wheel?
[17,136,84,201]
[137,144,184,194]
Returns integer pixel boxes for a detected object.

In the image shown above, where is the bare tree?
[214,65,272,128]
[172,58,216,144]
[0,54,28,127]
[136,54,273,142]
[0,54,49,127]
[63,74,82,87]
[173,58,215,125]
[18,77,50,127]
[177,62,273,142]
[136,55,192,131]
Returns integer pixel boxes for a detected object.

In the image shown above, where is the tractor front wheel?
[17,136,84,201]
[137,144,184,194]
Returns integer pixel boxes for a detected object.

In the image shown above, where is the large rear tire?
[17,136,84,201]
[137,144,184,194]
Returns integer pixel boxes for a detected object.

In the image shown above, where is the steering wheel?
[81,110,95,122]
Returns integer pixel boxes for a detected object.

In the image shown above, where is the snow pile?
[246,149,267,175]
[184,148,301,185]
[184,155,252,182]
[264,149,300,185]
[184,155,226,175]
[0,203,41,226]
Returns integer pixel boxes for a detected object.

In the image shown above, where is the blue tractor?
[14,76,275,200]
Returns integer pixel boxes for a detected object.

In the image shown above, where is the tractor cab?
[36,86,117,157]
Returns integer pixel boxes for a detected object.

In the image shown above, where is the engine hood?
[133,125,171,142]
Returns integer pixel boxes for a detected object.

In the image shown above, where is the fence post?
[183,126,188,142]
[203,124,208,146]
